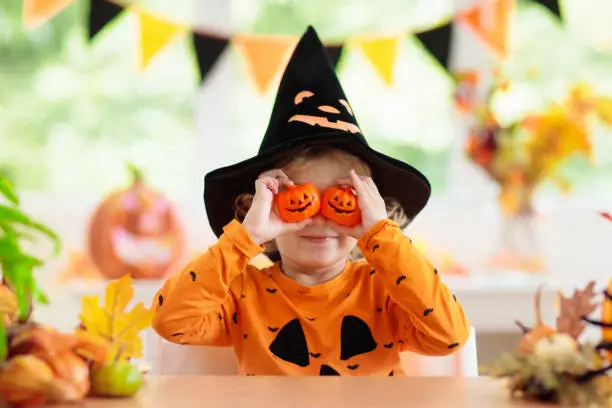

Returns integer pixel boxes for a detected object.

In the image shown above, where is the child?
[152,26,470,376]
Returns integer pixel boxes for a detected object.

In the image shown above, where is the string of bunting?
[22,0,563,96]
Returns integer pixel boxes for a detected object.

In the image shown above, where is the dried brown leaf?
[556,281,599,340]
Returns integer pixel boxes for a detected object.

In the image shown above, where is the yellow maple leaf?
[78,274,154,361]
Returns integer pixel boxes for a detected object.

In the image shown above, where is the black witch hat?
[204,26,431,237]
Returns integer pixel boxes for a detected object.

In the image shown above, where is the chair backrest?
[400,326,478,377]
[150,326,478,376]
[156,340,239,375]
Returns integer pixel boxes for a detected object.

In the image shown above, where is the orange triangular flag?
[134,8,184,71]
[23,0,75,29]
[358,36,400,86]
[234,34,297,94]
[458,0,515,58]
[454,70,479,114]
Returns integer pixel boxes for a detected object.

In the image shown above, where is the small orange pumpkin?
[516,286,555,354]
[275,183,321,223]
[321,186,361,227]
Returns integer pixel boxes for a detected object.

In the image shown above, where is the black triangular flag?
[192,33,228,83]
[415,21,453,71]
[88,0,124,40]
[324,45,344,69]
[531,0,562,20]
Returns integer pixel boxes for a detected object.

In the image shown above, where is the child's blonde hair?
[233,146,410,262]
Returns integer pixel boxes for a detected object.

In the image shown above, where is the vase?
[488,175,545,274]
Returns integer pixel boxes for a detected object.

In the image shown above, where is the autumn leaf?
[78,274,154,361]
[556,281,599,340]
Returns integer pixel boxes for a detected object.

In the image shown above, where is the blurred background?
[2,0,612,369]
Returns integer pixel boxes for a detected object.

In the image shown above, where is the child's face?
[275,156,361,270]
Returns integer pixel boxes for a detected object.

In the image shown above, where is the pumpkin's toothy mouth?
[287,201,313,213]
[112,227,173,266]
[328,202,355,214]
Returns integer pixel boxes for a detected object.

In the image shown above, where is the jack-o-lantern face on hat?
[275,183,321,223]
[321,186,361,227]
[288,91,361,134]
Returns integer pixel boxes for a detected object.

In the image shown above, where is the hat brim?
[204,134,431,237]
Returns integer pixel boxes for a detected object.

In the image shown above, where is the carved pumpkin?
[87,165,185,280]
[275,183,321,223]
[321,186,361,227]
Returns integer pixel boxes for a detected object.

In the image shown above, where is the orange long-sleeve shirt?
[152,219,470,376]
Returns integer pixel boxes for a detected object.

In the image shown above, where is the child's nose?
[310,214,326,224]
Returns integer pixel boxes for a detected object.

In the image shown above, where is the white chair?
[148,326,478,377]
[400,326,479,377]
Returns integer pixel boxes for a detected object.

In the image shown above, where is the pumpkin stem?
[126,163,144,186]
[515,320,530,334]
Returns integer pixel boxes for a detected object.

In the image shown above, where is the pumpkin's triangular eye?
[290,199,295,204]
[340,315,377,360]
[303,193,308,200]
[269,318,310,367]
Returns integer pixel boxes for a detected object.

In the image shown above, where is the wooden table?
[61,376,554,407]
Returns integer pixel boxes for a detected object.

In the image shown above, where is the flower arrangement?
[484,280,612,406]
[466,83,612,212]
[465,82,612,272]
[0,174,152,406]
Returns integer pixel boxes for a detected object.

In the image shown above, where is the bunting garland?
[135,8,185,70]
[358,36,400,86]
[415,21,454,70]
[23,0,75,29]
[457,0,515,59]
[234,35,297,94]
[20,0,526,95]
[531,0,562,20]
[324,45,344,69]
[192,33,229,83]
[88,0,123,40]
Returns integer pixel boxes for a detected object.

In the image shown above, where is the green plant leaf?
[31,284,49,305]
[0,221,37,243]
[0,176,18,205]
[0,204,61,255]
[0,237,43,267]
[0,317,6,362]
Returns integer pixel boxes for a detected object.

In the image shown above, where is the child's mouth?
[300,235,337,243]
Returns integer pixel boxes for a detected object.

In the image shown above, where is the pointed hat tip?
[301,25,322,44]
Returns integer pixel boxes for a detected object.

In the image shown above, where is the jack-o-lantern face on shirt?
[288,91,361,134]
[268,315,380,375]
[275,183,321,223]
[321,186,361,227]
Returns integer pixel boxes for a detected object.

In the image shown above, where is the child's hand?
[242,169,312,244]
[328,169,387,239]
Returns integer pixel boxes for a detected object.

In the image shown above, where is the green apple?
[90,360,144,397]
